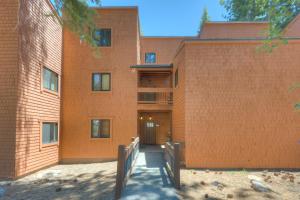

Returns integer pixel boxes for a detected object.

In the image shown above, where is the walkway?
[121,145,179,200]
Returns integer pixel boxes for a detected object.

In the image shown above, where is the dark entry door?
[144,121,156,144]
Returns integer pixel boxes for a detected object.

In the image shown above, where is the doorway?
[138,112,171,145]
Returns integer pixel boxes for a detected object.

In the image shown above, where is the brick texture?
[61,8,139,162]
[180,41,300,168]
[0,0,19,179]
[14,0,62,177]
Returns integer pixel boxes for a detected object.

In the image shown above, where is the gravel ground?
[1,163,300,200]
[179,169,300,200]
[0,162,117,200]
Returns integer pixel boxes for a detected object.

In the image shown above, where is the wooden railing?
[138,92,173,105]
[115,137,140,199]
[164,142,181,189]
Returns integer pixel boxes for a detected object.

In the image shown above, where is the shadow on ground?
[1,170,116,200]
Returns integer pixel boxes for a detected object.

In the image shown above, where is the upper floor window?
[43,67,58,93]
[145,52,156,64]
[93,29,111,47]
[92,73,111,91]
[42,122,58,144]
[91,119,111,138]
[175,69,178,87]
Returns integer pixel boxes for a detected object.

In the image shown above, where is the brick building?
[0,0,300,179]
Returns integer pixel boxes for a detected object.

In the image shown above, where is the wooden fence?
[115,137,140,199]
[164,142,181,189]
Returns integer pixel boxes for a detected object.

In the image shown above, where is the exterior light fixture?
[149,116,152,120]
[139,116,143,120]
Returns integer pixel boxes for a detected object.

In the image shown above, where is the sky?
[94,0,226,36]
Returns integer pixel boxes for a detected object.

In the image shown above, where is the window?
[175,69,178,87]
[42,122,58,144]
[145,52,156,64]
[93,29,111,47]
[43,67,58,92]
[91,119,111,138]
[92,73,111,91]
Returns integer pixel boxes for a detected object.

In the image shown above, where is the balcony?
[137,70,173,110]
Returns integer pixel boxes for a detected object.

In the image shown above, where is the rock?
[0,187,5,198]
[200,181,206,185]
[219,172,223,175]
[205,169,210,173]
[55,187,62,192]
[193,171,196,175]
[250,180,271,192]
[73,179,78,183]
[227,194,234,198]
[263,170,268,174]
[274,172,280,176]
[212,181,225,190]
[204,194,209,198]
[281,174,289,180]
[248,175,263,182]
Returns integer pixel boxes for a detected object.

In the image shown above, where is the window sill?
[90,137,112,141]
[91,90,112,94]
[40,142,59,149]
[41,88,60,98]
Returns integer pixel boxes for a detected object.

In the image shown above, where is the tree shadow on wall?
[15,0,61,176]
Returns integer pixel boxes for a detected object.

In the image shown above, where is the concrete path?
[121,146,179,200]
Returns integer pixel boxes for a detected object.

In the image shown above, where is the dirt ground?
[0,162,117,200]
[180,169,300,200]
[1,163,300,200]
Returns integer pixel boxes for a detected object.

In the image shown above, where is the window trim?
[174,68,179,88]
[41,65,60,97]
[145,52,157,64]
[93,28,112,48]
[40,120,59,149]
[92,72,112,92]
[90,118,113,140]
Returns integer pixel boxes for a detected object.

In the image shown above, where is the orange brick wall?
[61,8,139,162]
[200,23,268,39]
[172,47,186,162]
[0,0,19,179]
[141,37,186,64]
[181,41,300,168]
[14,0,62,177]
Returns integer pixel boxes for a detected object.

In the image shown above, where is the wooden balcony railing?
[138,91,173,105]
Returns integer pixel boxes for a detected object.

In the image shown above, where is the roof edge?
[130,64,173,69]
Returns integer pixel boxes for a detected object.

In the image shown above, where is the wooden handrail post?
[173,143,180,189]
[115,145,126,200]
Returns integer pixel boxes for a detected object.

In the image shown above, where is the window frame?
[145,52,157,64]
[40,120,59,148]
[90,118,112,139]
[93,28,112,47]
[175,68,179,88]
[41,66,60,96]
[92,72,112,92]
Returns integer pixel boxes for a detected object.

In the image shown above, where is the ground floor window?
[42,122,58,144]
[91,119,111,138]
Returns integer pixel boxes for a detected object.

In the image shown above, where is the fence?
[115,137,140,199]
[164,142,181,189]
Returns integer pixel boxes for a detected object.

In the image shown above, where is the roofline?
[142,36,196,39]
[130,64,173,69]
[90,6,138,10]
[174,37,300,61]
[205,21,268,24]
